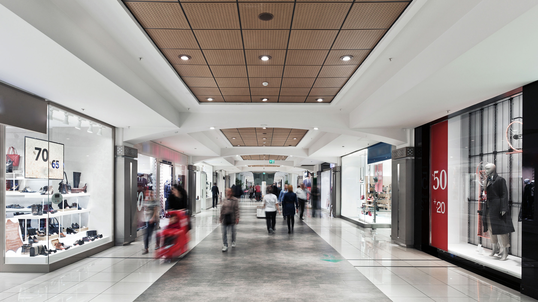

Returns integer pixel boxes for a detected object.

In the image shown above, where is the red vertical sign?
[430,121,448,251]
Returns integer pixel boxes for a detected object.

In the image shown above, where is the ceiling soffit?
[221,127,307,147]
[122,0,411,103]
[241,155,288,160]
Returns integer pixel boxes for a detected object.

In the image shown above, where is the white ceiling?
[1,0,538,173]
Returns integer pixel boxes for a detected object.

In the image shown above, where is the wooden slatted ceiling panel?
[221,128,307,147]
[241,155,288,160]
[248,165,281,168]
[122,0,411,103]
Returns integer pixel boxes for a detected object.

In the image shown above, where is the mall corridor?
[0,203,534,302]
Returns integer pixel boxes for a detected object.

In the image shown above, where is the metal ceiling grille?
[123,0,410,103]
[221,127,307,146]
[241,155,288,160]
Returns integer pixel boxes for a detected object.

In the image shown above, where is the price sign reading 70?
[25,137,64,180]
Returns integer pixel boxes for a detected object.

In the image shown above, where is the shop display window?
[136,154,157,234]
[431,94,522,278]
[342,148,392,225]
[4,106,113,264]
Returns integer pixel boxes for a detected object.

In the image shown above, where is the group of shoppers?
[262,184,308,234]
[143,184,188,254]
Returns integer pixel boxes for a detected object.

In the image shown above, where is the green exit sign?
[269,160,275,164]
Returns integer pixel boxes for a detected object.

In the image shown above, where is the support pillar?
[391,147,415,247]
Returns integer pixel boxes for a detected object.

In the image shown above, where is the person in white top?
[262,187,280,234]
[296,183,309,220]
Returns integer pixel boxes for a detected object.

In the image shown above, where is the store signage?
[430,121,448,251]
[269,160,275,164]
[24,137,64,180]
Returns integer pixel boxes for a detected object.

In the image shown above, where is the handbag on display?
[58,172,71,194]
[6,146,20,168]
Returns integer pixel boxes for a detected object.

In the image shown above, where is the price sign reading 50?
[432,170,447,190]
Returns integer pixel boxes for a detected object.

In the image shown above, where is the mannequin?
[484,163,515,261]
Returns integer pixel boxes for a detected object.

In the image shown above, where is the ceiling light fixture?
[210,127,215,130]
[259,55,271,61]
[316,98,324,102]
[263,138,266,140]
[63,112,70,125]
[261,98,268,102]
[232,137,236,139]
[293,137,297,140]
[75,118,82,130]
[96,127,103,136]
[179,55,191,61]
[314,127,319,130]
[340,55,353,61]
[262,82,269,86]
[87,123,94,134]
[258,12,274,21]
[207,98,213,101]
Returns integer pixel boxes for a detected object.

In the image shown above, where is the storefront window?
[342,145,392,226]
[5,105,113,264]
[431,94,522,278]
[136,154,157,235]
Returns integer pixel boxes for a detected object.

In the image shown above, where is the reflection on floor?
[0,202,536,301]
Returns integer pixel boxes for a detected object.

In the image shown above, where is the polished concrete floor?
[0,201,536,301]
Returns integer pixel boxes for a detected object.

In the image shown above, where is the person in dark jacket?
[282,185,298,234]
[167,184,188,211]
[483,163,514,261]
[211,184,219,208]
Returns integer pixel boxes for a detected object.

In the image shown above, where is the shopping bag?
[6,146,20,167]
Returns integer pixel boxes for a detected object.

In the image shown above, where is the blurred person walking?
[296,183,308,220]
[220,188,240,252]
[255,183,261,201]
[262,186,279,234]
[279,184,288,219]
[211,183,219,208]
[310,178,321,218]
[143,191,160,254]
[282,185,298,233]
[167,184,188,211]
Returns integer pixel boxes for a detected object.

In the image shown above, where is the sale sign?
[24,137,64,180]
[430,121,448,251]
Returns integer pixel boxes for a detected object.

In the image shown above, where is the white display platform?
[449,243,521,278]
[13,209,89,220]
[6,192,90,198]
[5,235,110,265]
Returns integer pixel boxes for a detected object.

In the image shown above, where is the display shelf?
[5,236,110,265]
[13,209,89,220]
[6,192,90,198]
[449,243,521,278]
[6,208,32,212]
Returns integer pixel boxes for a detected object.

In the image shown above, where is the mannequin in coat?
[484,163,515,261]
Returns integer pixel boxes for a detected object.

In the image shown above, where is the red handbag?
[6,146,20,167]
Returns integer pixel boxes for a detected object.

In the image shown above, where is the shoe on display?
[231,242,236,248]
[222,246,228,252]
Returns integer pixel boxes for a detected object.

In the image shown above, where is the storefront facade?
[341,143,393,228]
[414,83,538,299]
[1,83,114,272]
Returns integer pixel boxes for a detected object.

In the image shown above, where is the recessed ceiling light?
[263,142,266,144]
[290,155,293,157]
[232,137,236,139]
[261,98,268,102]
[316,98,324,102]
[263,138,266,140]
[258,12,274,21]
[340,55,353,61]
[259,55,272,61]
[314,127,319,130]
[237,145,240,147]
[262,82,269,86]
[210,127,215,130]
[179,55,191,61]
[262,127,266,129]
[207,98,213,101]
